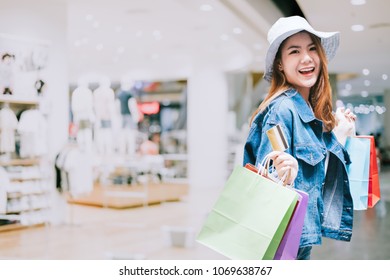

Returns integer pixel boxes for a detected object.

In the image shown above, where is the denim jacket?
[243,88,353,247]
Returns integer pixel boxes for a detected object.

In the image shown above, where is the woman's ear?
[278,63,283,71]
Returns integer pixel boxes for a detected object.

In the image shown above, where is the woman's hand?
[333,107,356,146]
[267,151,298,185]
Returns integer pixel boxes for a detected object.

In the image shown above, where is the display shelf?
[68,182,189,209]
[0,222,44,233]
[0,99,52,232]
[0,158,40,167]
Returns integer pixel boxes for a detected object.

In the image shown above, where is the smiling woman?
[243,15,357,260]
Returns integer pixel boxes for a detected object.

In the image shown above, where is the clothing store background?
[0,0,390,260]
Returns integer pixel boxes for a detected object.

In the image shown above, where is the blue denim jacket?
[243,88,353,247]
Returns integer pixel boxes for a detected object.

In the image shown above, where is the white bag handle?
[257,153,291,187]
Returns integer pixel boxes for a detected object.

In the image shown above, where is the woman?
[243,16,356,259]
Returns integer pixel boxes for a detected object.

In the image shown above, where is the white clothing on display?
[93,85,116,122]
[55,146,93,197]
[93,85,116,155]
[71,86,94,123]
[17,109,48,158]
[71,86,94,152]
[118,128,137,156]
[0,106,18,153]
[0,167,10,214]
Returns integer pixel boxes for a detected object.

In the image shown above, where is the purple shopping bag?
[274,189,308,260]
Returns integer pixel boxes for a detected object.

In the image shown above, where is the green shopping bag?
[196,165,299,260]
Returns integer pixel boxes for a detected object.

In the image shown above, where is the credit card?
[266,124,289,151]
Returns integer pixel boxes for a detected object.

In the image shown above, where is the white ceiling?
[67,0,390,98]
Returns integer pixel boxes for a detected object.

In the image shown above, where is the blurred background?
[0,0,389,260]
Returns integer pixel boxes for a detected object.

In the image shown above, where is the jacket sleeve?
[243,98,295,168]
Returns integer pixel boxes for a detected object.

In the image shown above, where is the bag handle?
[257,153,292,187]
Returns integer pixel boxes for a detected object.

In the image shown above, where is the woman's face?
[279,32,320,96]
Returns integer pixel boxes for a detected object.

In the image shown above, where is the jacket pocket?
[295,145,326,166]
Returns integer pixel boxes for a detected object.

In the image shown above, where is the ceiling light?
[200,4,213,12]
[361,91,368,97]
[351,24,364,32]
[117,46,125,54]
[382,74,388,80]
[233,27,242,34]
[350,0,366,5]
[153,30,162,40]
[364,80,371,86]
[362,68,370,75]
[340,89,351,96]
[345,83,352,90]
[85,14,93,21]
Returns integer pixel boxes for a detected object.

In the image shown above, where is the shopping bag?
[344,137,370,210]
[356,135,381,208]
[245,163,308,260]
[274,189,308,260]
[196,165,299,260]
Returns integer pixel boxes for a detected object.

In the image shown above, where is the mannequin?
[93,77,116,156]
[0,53,16,95]
[71,80,94,153]
[117,79,142,156]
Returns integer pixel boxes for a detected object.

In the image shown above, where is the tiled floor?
[1,166,390,260]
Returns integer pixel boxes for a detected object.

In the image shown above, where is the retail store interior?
[1,0,390,260]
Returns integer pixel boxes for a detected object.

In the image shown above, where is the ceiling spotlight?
[383,74,388,80]
[200,4,213,12]
[350,0,366,5]
[364,80,371,86]
[362,68,370,75]
[117,46,125,54]
[351,24,364,32]
[361,91,368,97]
[85,14,93,21]
[233,27,242,34]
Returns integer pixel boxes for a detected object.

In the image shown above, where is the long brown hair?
[250,31,336,131]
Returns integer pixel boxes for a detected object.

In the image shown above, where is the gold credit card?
[266,124,289,151]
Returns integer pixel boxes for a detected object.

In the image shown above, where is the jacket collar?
[284,88,317,123]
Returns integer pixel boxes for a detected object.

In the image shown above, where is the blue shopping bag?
[345,137,371,210]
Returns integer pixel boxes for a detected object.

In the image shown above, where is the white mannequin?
[71,80,94,153]
[93,77,116,156]
[117,79,142,156]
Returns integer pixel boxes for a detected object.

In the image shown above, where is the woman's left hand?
[267,151,298,185]
[333,107,357,146]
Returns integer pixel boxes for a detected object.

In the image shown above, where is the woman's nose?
[301,52,313,63]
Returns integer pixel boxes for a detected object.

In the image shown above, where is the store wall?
[0,0,69,158]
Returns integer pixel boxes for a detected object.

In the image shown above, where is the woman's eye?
[289,50,299,54]
[310,46,317,51]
